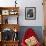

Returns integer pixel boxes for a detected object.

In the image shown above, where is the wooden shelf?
[2,40,19,42]
[0,7,19,46]
[0,24,19,32]
[0,7,19,15]
[0,40,19,46]
[0,7,19,10]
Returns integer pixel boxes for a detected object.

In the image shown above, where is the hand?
[25,36,38,46]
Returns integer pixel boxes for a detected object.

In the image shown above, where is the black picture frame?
[25,7,36,20]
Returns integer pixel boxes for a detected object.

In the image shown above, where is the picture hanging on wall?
[25,7,36,20]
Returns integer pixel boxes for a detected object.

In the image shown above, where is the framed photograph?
[25,7,36,20]
[2,10,9,15]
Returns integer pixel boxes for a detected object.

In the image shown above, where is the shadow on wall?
[18,26,44,44]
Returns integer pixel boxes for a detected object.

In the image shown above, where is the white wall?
[18,0,44,26]
[0,0,44,26]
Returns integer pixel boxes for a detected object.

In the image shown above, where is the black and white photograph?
[25,7,36,20]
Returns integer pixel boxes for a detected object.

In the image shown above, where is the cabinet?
[0,7,19,46]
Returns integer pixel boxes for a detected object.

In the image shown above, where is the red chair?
[21,28,41,46]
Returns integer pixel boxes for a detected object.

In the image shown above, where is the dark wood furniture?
[2,41,19,46]
[0,7,19,46]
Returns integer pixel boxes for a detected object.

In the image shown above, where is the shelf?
[2,40,19,43]
[0,24,19,32]
[0,7,19,10]
[1,15,18,24]
[0,7,19,16]
[1,40,19,46]
[0,7,19,46]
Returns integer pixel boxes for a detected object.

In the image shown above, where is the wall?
[18,0,44,26]
[0,0,44,26]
